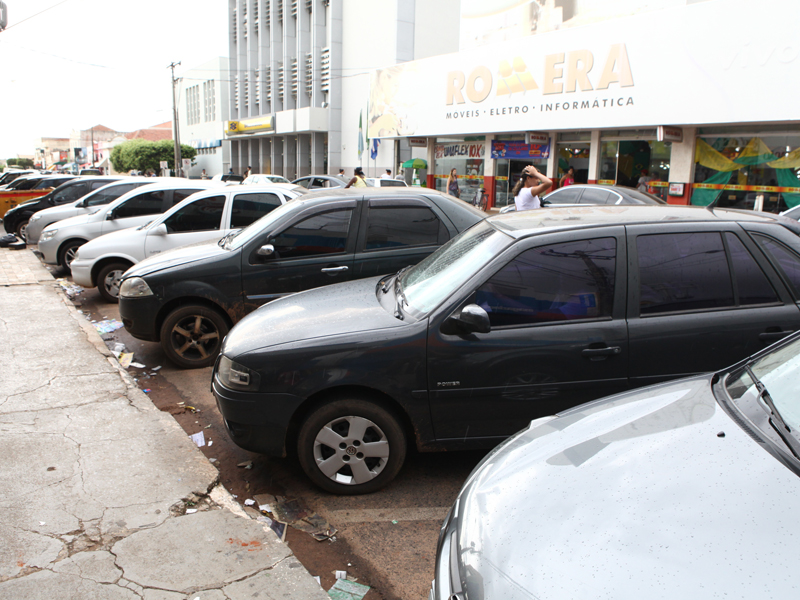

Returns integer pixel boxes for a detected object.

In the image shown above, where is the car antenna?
[705,195,718,212]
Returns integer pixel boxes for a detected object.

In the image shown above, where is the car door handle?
[582,346,622,360]
[321,266,348,274]
[759,330,793,342]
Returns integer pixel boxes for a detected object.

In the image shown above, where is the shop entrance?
[600,138,671,198]
[495,158,546,207]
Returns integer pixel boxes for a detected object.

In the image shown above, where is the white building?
[225,0,459,180]
[177,57,232,179]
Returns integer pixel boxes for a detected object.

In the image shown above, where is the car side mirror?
[257,244,275,257]
[443,304,491,335]
[152,223,168,236]
[106,210,116,220]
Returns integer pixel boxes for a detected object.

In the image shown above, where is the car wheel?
[96,262,130,303]
[15,219,29,243]
[160,305,229,369]
[297,398,407,495]
[58,240,84,270]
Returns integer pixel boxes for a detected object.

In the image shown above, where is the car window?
[114,190,167,219]
[475,238,617,327]
[725,233,779,305]
[546,187,582,204]
[753,234,800,298]
[231,192,283,228]
[580,188,614,205]
[270,209,353,259]
[172,188,202,205]
[53,183,90,204]
[637,232,734,315]
[365,206,448,250]
[311,178,328,189]
[295,178,312,189]
[90,180,112,190]
[164,195,225,233]
[86,183,138,206]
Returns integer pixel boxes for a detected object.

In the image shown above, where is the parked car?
[209,205,800,494]
[781,205,800,221]
[212,173,245,183]
[71,184,307,302]
[36,180,221,282]
[243,174,291,185]
[498,183,666,213]
[0,169,38,189]
[4,174,75,192]
[118,188,486,368]
[431,330,800,600]
[292,175,346,189]
[4,176,122,241]
[365,177,408,187]
[26,178,168,246]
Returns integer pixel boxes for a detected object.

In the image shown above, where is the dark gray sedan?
[500,183,665,212]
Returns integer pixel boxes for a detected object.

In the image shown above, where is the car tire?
[58,240,84,270]
[160,305,229,369]
[15,218,29,243]
[297,398,407,495]
[96,261,130,303]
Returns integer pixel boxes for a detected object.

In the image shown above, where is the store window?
[491,135,549,208]
[598,130,670,199]
[692,134,800,212]
[433,138,485,205]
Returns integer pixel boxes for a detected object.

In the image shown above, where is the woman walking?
[344,167,368,188]
[513,165,552,211]
[446,168,460,198]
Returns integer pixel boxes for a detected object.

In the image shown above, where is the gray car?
[432,331,800,600]
[499,183,665,213]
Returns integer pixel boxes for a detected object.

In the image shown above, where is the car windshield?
[725,336,800,430]
[224,200,298,250]
[399,220,512,315]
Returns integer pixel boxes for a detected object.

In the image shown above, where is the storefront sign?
[658,127,683,143]
[434,143,485,159]
[226,115,274,135]
[408,137,428,147]
[368,0,795,138]
[668,183,685,196]
[525,132,549,145]
[491,141,551,160]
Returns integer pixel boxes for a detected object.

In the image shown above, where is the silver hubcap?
[103,269,124,298]
[170,315,220,361]
[313,416,390,485]
[64,247,78,267]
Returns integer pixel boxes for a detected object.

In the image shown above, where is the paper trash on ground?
[189,431,206,447]
[93,319,125,334]
[328,579,371,600]
[117,352,134,368]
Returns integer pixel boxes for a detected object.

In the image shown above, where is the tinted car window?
[53,182,91,204]
[753,234,800,298]
[476,237,617,327]
[271,209,352,259]
[295,178,312,189]
[546,187,582,204]
[172,188,202,206]
[115,191,167,219]
[164,195,225,233]
[638,232,733,315]
[86,183,138,206]
[725,233,779,305]
[365,206,447,250]
[231,192,283,229]
[580,188,614,205]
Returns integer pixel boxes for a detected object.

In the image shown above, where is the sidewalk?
[0,247,329,599]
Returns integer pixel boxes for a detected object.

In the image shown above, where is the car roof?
[490,205,786,239]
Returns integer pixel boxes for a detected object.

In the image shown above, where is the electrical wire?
[1,0,72,31]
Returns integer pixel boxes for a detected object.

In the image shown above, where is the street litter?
[208,440,213,446]
[190,431,206,447]
[143,389,151,393]
[130,362,146,369]
[328,579,371,600]
[314,576,321,585]
[237,461,253,469]
[209,458,217,463]
[335,571,347,580]
[185,508,198,514]
[153,366,162,371]
[269,496,337,542]
[55,278,84,298]
[112,342,125,353]
[93,319,124,334]
[244,499,255,506]
[204,424,211,429]
[118,353,134,368]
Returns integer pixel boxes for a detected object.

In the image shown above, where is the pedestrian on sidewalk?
[344,167,367,188]
[513,165,552,211]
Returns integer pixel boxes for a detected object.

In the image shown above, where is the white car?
[242,174,291,185]
[26,178,164,246]
[70,183,306,302]
[364,177,408,187]
[36,180,221,277]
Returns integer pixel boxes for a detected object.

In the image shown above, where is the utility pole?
[168,61,182,177]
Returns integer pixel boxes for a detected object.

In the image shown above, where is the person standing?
[513,165,552,211]
[381,169,392,179]
[447,168,460,198]
[200,169,208,180]
[244,166,252,178]
[560,166,575,187]
[337,168,346,180]
[637,169,653,192]
[344,167,367,188]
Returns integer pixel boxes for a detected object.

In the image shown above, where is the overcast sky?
[0,0,229,159]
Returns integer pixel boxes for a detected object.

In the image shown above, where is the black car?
[118,188,486,368]
[3,176,121,241]
[210,205,800,494]
[499,183,666,212]
[3,174,75,192]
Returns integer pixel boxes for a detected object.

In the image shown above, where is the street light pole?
[168,61,182,177]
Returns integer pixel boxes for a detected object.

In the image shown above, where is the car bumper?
[211,376,300,457]
[25,223,43,244]
[119,295,162,341]
[70,259,94,287]
[36,239,61,265]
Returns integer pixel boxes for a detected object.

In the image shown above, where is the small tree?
[110,140,196,174]
[5,158,34,169]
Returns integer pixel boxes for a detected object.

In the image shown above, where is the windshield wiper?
[382,265,411,294]
[394,273,408,320]
[746,365,800,459]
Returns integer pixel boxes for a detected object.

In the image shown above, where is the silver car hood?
[455,376,800,599]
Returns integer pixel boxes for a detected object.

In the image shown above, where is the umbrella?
[402,158,427,169]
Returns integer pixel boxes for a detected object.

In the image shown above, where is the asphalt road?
[55,267,489,600]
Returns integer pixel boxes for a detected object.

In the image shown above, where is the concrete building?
[34,138,70,170]
[224,0,460,180]
[177,57,232,179]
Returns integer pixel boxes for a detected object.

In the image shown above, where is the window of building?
[187,85,201,126]
[203,80,216,122]
[433,138,485,206]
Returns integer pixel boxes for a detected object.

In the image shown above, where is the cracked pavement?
[0,249,329,600]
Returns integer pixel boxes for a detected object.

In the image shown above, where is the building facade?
[368,0,800,211]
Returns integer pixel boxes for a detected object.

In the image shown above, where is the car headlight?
[217,355,260,391]
[119,277,154,298]
[39,229,58,242]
